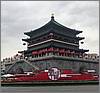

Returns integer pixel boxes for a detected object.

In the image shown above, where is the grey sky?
[1,1,99,60]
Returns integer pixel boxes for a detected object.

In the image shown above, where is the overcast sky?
[1,1,99,60]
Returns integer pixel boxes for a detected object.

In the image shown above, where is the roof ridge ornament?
[51,13,54,21]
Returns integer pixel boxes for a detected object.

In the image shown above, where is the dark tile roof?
[24,16,82,37]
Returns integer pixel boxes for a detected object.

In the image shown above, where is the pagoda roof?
[24,15,82,37]
[24,40,89,53]
[22,35,84,42]
[25,45,89,54]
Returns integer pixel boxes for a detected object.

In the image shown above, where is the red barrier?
[8,69,99,82]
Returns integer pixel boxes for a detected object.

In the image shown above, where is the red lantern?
[67,50,70,53]
[44,48,48,53]
[48,48,54,52]
[59,49,65,53]
[38,50,42,54]
[42,49,45,53]
[32,51,38,55]
[45,48,48,51]
[71,51,75,54]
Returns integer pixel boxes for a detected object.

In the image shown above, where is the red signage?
[48,67,61,80]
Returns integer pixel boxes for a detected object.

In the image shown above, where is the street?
[1,85,99,93]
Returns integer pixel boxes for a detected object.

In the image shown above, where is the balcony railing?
[4,58,25,65]
[3,54,99,66]
[28,55,99,62]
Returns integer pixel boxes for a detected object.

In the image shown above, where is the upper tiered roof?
[24,15,82,38]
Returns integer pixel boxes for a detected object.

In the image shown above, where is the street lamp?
[81,41,84,44]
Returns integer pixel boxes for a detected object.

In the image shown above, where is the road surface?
[1,85,99,93]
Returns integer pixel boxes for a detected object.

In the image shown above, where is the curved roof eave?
[24,20,51,36]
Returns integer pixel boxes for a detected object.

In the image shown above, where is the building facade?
[2,15,99,74]
[22,15,99,74]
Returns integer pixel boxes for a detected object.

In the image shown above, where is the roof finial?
[51,13,54,20]
[52,13,54,17]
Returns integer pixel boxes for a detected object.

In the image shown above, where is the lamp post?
[81,41,84,44]
[23,42,27,59]
[80,41,84,48]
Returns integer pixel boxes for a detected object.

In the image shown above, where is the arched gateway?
[6,59,39,74]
